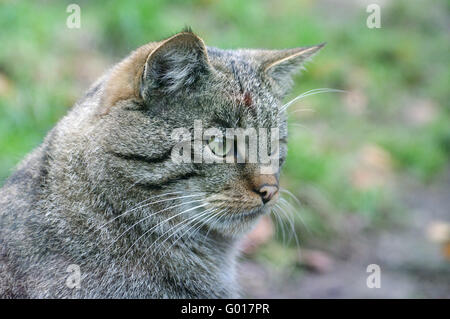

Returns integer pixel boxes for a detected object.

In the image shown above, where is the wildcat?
[0,30,323,298]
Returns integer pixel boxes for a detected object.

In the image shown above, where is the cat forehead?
[207,47,258,73]
[206,47,269,108]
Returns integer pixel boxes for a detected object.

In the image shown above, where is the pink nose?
[255,185,278,204]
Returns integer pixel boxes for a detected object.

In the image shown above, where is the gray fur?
[0,31,322,298]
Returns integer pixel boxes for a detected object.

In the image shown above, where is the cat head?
[87,30,324,237]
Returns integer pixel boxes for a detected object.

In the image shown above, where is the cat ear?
[98,31,211,114]
[258,44,325,92]
[140,31,212,98]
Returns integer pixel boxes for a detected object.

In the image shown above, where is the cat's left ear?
[258,44,325,92]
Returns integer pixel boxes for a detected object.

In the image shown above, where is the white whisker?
[135,204,210,265]
[107,199,204,251]
[272,205,287,245]
[280,88,346,113]
[153,209,223,267]
[155,208,219,256]
[277,199,301,249]
[279,191,309,233]
[95,192,201,231]
[126,207,215,262]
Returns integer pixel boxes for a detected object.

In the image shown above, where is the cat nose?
[255,185,279,204]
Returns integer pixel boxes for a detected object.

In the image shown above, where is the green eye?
[207,136,233,157]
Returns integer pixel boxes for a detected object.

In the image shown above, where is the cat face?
[95,31,323,237]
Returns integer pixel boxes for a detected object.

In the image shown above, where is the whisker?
[287,122,308,129]
[280,189,303,209]
[187,210,223,247]
[138,210,215,270]
[106,199,205,251]
[280,88,346,113]
[135,204,210,265]
[155,208,219,255]
[203,208,227,238]
[152,209,223,267]
[274,204,291,245]
[272,205,287,245]
[290,108,315,114]
[279,191,310,233]
[95,191,183,230]
[125,207,215,262]
[277,199,301,249]
[95,192,201,231]
[125,175,149,191]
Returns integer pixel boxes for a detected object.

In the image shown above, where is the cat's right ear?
[99,31,212,114]
[140,32,212,99]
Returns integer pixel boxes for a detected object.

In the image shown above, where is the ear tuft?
[181,25,193,33]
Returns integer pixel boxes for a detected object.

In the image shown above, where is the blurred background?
[0,0,449,298]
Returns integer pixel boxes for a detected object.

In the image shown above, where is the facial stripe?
[136,171,200,190]
[108,149,172,164]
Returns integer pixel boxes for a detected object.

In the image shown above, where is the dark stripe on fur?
[136,171,201,190]
[108,149,172,165]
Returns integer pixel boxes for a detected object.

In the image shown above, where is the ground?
[241,168,450,298]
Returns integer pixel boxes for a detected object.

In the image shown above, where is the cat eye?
[206,136,233,157]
